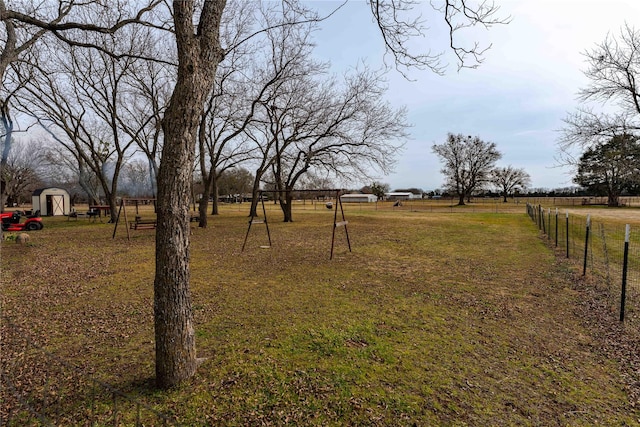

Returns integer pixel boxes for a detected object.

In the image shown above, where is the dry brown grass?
[1,207,639,425]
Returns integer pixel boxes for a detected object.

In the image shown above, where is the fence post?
[566,212,569,258]
[555,208,558,247]
[620,224,630,321]
[583,214,591,276]
[538,205,543,229]
[547,208,551,240]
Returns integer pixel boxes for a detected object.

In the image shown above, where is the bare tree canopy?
[560,24,640,154]
[264,64,408,222]
[0,137,45,205]
[0,0,166,210]
[369,0,509,75]
[491,165,530,202]
[432,133,502,205]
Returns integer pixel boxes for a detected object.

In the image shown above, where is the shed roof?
[32,187,69,196]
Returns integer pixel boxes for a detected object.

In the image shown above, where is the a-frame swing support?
[112,198,156,240]
[241,191,272,251]
[330,190,352,260]
[241,189,351,260]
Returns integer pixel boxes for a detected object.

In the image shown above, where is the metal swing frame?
[241,189,351,260]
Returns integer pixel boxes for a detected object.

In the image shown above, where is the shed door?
[47,195,65,216]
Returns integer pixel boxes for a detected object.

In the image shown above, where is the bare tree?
[0,137,45,206]
[0,0,69,210]
[560,24,640,156]
[432,133,502,205]
[266,66,407,222]
[0,0,162,210]
[242,9,327,218]
[491,165,530,202]
[16,27,151,218]
[119,34,175,200]
[195,1,263,226]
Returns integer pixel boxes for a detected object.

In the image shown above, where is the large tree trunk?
[280,196,293,222]
[155,98,200,389]
[249,177,262,217]
[210,172,219,215]
[154,0,225,389]
[198,168,214,228]
[457,193,465,206]
[107,197,118,223]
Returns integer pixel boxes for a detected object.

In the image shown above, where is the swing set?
[241,189,352,260]
[111,198,157,240]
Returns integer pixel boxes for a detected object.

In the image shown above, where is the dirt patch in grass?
[1,210,639,425]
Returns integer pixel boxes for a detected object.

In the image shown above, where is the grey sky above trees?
[560,24,640,161]
[309,1,640,191]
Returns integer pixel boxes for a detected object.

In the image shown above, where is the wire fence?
[216,197,526,215]
[523,196,640,208]
[0,316,177,426]
[526,203,640,326]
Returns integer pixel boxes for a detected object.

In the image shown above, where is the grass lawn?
[1,206,638,425]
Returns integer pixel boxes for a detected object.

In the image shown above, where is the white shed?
[340,193,378,203]
[32,187,71,216]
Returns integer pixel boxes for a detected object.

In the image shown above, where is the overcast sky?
[308,0,640,192]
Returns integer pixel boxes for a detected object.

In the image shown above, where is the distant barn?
[32,187,71,216]
[385,192,419,201]
[340,193,378,203]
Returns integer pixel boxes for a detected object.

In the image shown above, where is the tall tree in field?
[573,134,640,207]
[492,166,530,202]
[432,133,502,205]
[195,1,282,226]
[153,1,226,388]
[266,66,407,222]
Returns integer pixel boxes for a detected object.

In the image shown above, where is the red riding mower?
[1,210,44,231]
